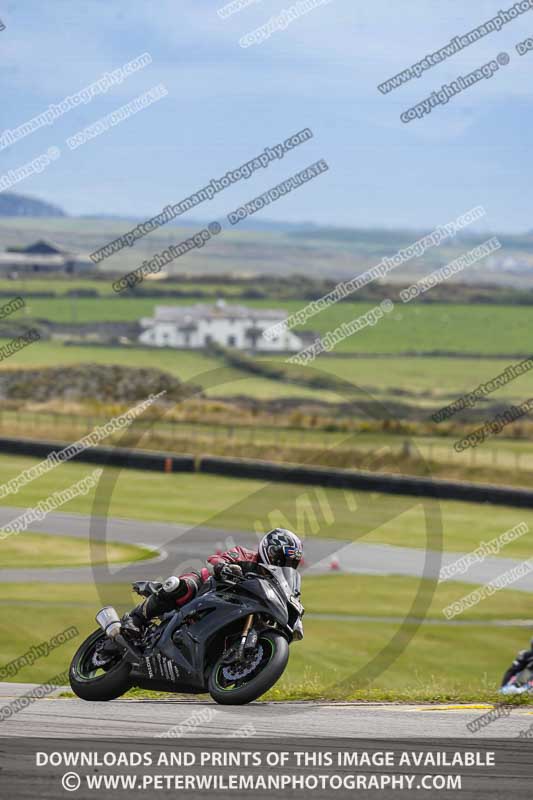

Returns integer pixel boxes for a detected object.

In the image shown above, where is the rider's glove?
[217,563,243,580]
[132,580,163,597]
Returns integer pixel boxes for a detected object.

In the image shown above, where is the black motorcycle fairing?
[138,590,274,691]
[72,568,303,703]
[229,575,289,626]
[128,568,304,693]
[253,566,304,635]
[196,575,217,596]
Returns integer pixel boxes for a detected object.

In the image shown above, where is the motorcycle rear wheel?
[69,629,132,701]
[208,630,289,705]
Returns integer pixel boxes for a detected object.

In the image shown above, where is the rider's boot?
[121,577,185,633]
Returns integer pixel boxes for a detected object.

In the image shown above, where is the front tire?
[69,629,132,701]
[208,630,289,705]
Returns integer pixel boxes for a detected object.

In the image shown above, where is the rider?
[123,528,303,633]
[501,638,533,691]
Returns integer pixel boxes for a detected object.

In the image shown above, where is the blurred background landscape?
[2,0,533,703]
[2,188,533,484]
[3,186,533,702]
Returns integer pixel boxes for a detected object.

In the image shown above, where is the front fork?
[222,614,259,665]
[237,614,254,659]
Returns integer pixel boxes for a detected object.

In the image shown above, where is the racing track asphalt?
[1,683,532,738]
[1,508,533,593]
[1,511,533,739]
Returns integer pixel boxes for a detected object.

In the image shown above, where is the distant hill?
[78,213,316,234]
[0,192,66,218]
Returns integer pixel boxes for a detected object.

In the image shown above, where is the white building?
[139,301,303,352]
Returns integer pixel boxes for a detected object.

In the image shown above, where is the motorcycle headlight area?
[292,619,304,641]
[262,583,281,603]
[289,596,304,615]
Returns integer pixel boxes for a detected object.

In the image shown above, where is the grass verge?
[0,532,154,568]
[1,455,533,558]
[1,576,531,703]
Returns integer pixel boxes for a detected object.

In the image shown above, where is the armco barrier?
[1,436,532,509]
[198,455,533,509]
[0,436,195,473]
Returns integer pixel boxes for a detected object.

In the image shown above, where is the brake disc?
[92,640,116,667]
[92,649,113,667]
[222,645,264,681]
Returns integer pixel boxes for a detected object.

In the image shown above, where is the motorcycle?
[69,565,304,705]
[500,649,533,696]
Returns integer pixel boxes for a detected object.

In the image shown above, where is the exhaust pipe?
[96,606,122,639]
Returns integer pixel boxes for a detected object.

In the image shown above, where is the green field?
[18,296,171,323]
[4,295,533,409]
[5,284,533,410]
[0,340,223,380]
[0,578,529,702]
[283,355,533,403]
[1,454,532,558]
[0,532,153,568]
[282,574,533,700]
[304,575,533,621]
[279,618,525,702]
[289,302,533,355]
[4,335,533,408]
[0,340,339,401]
[6,298,533,355]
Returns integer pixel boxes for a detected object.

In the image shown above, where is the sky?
[1,0,532,232]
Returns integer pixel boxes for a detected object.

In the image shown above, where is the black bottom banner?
[1,737,531,799]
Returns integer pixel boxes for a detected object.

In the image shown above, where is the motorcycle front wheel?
[208,630,289,705]
[69,629,132,701]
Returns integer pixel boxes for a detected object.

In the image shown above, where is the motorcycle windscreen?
[264,565,301,599]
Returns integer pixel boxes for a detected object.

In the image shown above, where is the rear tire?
[69,629,132,701]
[208,630,289,705]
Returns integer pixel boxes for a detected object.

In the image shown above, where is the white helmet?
[258,529,303,568]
